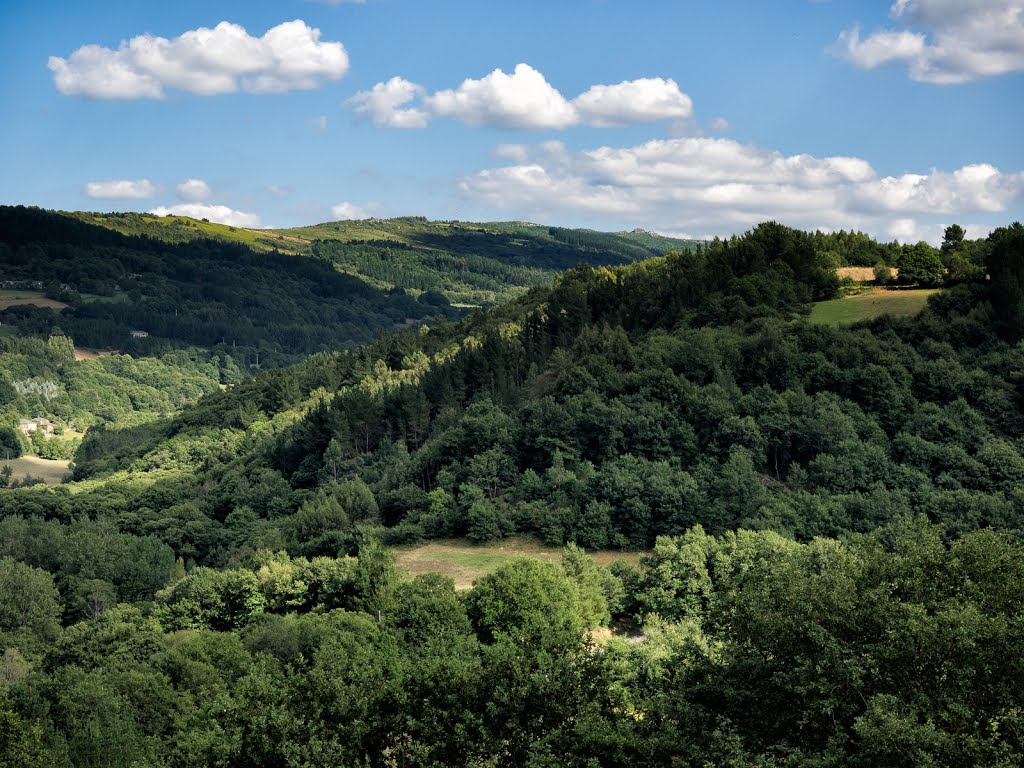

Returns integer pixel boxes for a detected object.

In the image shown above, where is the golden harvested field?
[393,537,645,590]
[1,456,72,486]
[836,266,898,283]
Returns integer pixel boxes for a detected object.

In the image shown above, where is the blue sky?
[1,0,1021,243]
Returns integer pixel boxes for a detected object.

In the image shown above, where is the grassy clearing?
[74,347,119,361]
[809,288,939,326]
[0,292,68,310]
[1,456,71,485]
[393,537,645,590]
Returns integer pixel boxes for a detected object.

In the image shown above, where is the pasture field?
[0,291,67,309]
[394,537,644,589]
[809,287,939,325]
[1,456,72,485]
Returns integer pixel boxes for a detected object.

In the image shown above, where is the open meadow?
[1,455,71,485]
[809,287,940,325]
[394,537,645,589]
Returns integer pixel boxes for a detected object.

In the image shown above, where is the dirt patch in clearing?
[0,294,68,310]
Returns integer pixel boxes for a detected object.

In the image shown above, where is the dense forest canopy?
[0,214,1021,766]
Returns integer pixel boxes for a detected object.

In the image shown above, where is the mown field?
[394,537,645,589]
[809,287,939,325]
[1,455,72,485]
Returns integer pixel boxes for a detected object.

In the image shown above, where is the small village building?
[18,418,55,437]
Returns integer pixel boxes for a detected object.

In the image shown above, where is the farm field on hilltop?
[394,537,644,589]
[809,287,940,325]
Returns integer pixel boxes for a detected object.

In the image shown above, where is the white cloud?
[350,66,699,131]
[346,77,428,128]
[493,144,531,162]
[265,185,289,199]
[176,178,211,202]
[148,203,262,228]
[708,116,732,133]
[425,64,578,130]
[307,115,328,131]
[331,201,371,220]
[572,77,693,127]
[49,20,349,99]
[84,179,158,199]
[836,26,926,69]
[459,136,1024,243]
[835,0,1024,83]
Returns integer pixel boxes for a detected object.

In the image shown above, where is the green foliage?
[155,567,266,631]
[466,558,583,647]
[986,222,1024,341]
[897,241,946,287]
[0,523,1021,766]
[560,544,611,628]
[0,558,61,654]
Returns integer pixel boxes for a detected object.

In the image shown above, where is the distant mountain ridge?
[61,209,699,306]
[0,206,697,369]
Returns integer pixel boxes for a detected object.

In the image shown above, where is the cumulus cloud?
[49,20,348,99]
[346,77,429,128]
[459,136,1024,242]
[331,201,371,220]
[149,203,262,228]
[572,77,693,127]
[348,66,697,130]
[84,179,158,199]
[834,0,1024,83]
[425,64,578,130]
[176,178,211,202]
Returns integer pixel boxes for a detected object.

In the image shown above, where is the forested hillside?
[0,206,465,369]
[66,210,697,307]
[1,218,1021,766]
[0,207,698,461]
[59,221,1014,555]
